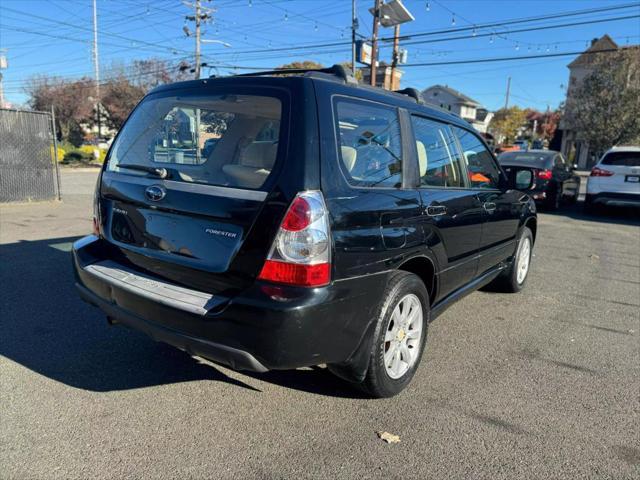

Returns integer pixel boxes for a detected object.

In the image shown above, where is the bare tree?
[26,76,95,145]
[100,75,146,130]
[277,61,324,70]
[129,58,191,90]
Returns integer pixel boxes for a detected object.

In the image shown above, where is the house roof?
[568,34,618,68]
[421,84,481,106]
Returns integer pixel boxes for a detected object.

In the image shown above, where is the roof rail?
[224,64,357,84]
[394,88,424,105]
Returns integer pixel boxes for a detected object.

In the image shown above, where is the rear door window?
[452,126,501,189]
[107,94,283,190]
[334,98,403,188]
[601,151,640,167]
[411,115,467,188]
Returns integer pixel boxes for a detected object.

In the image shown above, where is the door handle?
[425,205,447,217]
[483,202,497,213]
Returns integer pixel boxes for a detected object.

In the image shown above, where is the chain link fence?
[0,108,61,202]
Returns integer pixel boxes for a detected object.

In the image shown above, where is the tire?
[491,227,534,293]
[545,185,561,210]
[584,195,598,214]
[353,271,430,398]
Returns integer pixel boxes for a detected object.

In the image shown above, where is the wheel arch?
[524,216,537,244]
[397,255,437,306]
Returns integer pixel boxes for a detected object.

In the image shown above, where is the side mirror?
[515,169,534,190]
[503,166,535,190]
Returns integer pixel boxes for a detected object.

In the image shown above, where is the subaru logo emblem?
[145,185,166,202]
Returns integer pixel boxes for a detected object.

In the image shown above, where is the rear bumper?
[76,283,269,372]
[73,236,386,372]
[585,192,640,207]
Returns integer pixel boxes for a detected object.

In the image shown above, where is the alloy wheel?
[383,294,423,379]
[517,237,531,284]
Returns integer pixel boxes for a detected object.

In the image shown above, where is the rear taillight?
[258,191,331,287]
[590,166,614,177]
[536,169,553,180]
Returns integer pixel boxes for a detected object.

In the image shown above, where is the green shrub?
[63,151,86,163]
[62,145,107,164]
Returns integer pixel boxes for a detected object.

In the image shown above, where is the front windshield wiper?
[115,163,168,179]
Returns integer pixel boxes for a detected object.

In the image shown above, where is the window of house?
[452,126,501,189]
[334,99,403,188]
[411,116,466,188]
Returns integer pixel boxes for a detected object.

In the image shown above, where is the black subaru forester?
[73,65,537,397]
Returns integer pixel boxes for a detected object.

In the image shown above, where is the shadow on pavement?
[542,202,640,227]
[0,236,362,397]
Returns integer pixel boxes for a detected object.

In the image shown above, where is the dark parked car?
[73,65,537,397]
[498,149,579,209]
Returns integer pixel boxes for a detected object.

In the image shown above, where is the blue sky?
[1,0,639,111]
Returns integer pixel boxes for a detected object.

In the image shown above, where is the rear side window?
[334,99,403,188]
[453,126,501,189]
[107,94,282,189]
[411,115,466,188]
[601,151,640,167]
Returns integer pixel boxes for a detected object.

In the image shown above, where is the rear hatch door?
[598,150,640,193]
[99,86,289,292]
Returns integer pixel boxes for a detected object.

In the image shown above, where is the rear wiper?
[115,163,168,179]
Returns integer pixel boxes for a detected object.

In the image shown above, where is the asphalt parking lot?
[1,170,639,479]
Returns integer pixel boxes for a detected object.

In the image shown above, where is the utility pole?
[370,0,382,86]
[92,0,101,139]
[390,24,400,90]
[0,51,7,109]
[185,0,213,79]
[504,76,511,110]
[194,0,201,79]
[351,0,357,76]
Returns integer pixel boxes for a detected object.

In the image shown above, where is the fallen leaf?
[377,431,400,444]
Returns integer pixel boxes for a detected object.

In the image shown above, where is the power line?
[402,47,625,67]
[400,14,640,47]
[381,1,640,42]
[5,1,637,63]
[132,9,640,59]
[1,6,194,57]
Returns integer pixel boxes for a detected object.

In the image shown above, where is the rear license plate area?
[625,175,639,183]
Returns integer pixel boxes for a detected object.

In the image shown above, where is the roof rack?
[394,88,424,105]
[224,63,357,84]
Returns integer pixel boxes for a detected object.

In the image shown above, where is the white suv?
[586,146,640,210]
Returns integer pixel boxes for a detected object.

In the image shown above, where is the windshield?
[107,93,282,189]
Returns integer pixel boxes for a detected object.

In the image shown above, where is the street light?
[201,39,232,48]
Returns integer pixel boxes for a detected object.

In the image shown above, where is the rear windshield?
[107,93,282,189]
[601,151,640,167]
[498,152,552,164]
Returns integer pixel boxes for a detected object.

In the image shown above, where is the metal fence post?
[50,106,62,200]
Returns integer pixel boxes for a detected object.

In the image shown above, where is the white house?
[421,85,494,133]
